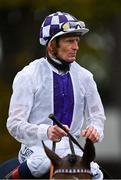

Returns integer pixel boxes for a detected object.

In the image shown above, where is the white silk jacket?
[7,58,106,149]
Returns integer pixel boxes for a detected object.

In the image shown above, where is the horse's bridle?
[49,114,93,179]
[51,138,92,178]
[53,168,92,176]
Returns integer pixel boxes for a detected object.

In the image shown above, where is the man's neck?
[46,53,70,72]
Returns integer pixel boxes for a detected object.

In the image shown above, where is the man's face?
[56,36,80,63]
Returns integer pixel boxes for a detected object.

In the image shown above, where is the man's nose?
[72,41,79,50]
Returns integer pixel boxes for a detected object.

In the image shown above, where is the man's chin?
[68,58,76,63]
[62,57,76,63]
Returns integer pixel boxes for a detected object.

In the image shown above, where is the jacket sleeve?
[6,72,50,147]
[84,74,106,142]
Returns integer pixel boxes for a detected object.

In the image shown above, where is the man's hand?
[81,127,100,143]
[47,125,69,142]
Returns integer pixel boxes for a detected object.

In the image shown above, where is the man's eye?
[66,40,73,43]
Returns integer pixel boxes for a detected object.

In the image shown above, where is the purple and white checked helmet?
[39,11,89,46]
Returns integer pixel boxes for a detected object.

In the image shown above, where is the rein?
[69,137,75,155]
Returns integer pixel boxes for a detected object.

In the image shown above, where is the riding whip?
[49,114,84,152]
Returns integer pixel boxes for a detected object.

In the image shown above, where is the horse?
[0,114,111,179]
[42,138,95,179]
[0,138,94,179]
[0,139,112,179]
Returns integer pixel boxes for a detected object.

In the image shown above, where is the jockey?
[5,11,105,179]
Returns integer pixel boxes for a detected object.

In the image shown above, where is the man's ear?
[48,39,58,54]
[47,41,52,52]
